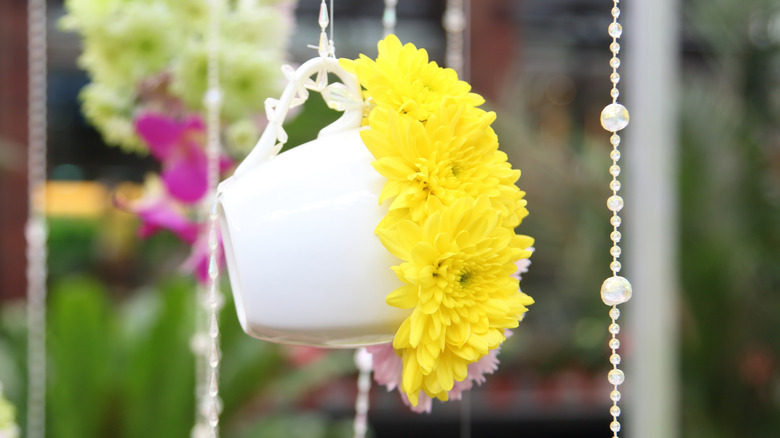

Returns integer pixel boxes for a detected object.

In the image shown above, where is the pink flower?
[367,331,511,414]
[114,176,199,244]
[135,113,209,204]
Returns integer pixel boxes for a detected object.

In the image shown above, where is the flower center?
[451,162,462,177]
[458,271,471,287]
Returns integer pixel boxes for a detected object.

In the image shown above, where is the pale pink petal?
[367,343,403,390]
[512,247,534,281]
[401,391,433,414]
[449,379,475,401]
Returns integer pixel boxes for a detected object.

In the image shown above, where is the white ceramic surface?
[217,58,408,347]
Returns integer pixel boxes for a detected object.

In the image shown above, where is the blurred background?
[1,0,779,437]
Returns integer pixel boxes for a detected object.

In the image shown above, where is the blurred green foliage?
[0,274,356,438]
[680,0,780,436]
[493,1,780,435]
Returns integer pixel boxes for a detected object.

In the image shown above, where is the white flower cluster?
[61,0,296,154]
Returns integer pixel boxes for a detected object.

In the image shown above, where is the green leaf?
[118,278,196,438]
[48,276,115,438]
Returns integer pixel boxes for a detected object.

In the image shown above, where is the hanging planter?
[219,33,535,408]
[218,57,408,347]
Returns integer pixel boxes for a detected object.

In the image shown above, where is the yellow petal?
[373,156,414,179]
[338,57,357,73]
[409,309,427,347]
[393,319,412,349]
[409,242,437,266]
[376,224,413,260]
[436,353,455,392]
[377,180,402,205]
[386,284,419,309]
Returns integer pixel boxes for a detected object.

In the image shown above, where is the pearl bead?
[607,195,624,212]
[608,369,625,385]
[608,22,623,38]
[601,276,633,305]
[601,103,630,132]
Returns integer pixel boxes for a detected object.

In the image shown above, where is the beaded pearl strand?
[598,1,633,437]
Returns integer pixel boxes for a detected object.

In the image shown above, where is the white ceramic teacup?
[217,58,407,347]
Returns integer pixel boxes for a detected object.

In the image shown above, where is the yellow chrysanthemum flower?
[344,32,534,410]
[340,34,484,122]
[377,196,534,405]
[361,103,528,228]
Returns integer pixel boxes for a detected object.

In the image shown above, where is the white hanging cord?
[599,1,632,437]
[26,0,48,437]
[329,0,335,56]
[443,0,469,80]
[383,0,398,37]
[192,1,224,437]
[353,349,373,438]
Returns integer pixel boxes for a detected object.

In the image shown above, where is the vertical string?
[329,0,335,55]
[26,0,48,437]
[192,1,224,437]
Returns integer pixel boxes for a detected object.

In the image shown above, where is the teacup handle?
[232,57,364,179]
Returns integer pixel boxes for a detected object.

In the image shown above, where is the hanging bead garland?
[312,0,335,58]
[26,0,48,437]
[192,0,225,437]
[353,349,372,438]
[599,1,632,437]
